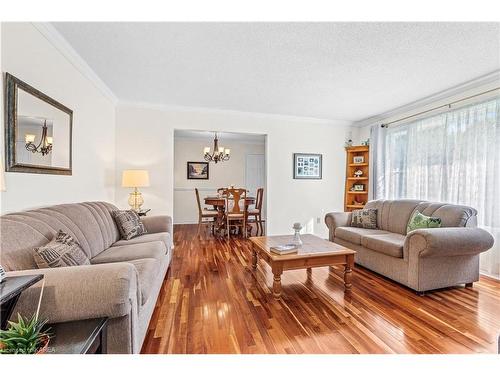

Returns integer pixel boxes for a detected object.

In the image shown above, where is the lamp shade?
[122,170,150,188]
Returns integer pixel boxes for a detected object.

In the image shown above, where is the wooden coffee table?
[249,234,356,299]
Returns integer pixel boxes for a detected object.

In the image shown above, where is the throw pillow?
[406,211,442,233]
[113,210,147,240]
[351,208,378,229]
[33,230,90,268]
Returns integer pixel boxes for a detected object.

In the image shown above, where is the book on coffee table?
[270,244,298,255]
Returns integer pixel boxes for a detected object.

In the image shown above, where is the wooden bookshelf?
[344,145,369,212]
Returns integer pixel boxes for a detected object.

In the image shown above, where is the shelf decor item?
[122,170,150,211]
[293,153,322,179]
[353,156,364,164]
[353,183,365,191]
[344,145,370,211]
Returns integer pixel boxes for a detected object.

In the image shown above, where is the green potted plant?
[0,277,52,354]
[0,314,51,354]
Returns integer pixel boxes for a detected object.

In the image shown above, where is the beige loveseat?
[0,202,172,353]
[325,199,494,293]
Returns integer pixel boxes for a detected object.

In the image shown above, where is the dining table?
[204,195,256,235]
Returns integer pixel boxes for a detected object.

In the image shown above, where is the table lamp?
[122,170,150,211]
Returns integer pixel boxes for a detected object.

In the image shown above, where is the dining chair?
[248,187,265,236]
[195,188,218,235]
[225,188,248,239]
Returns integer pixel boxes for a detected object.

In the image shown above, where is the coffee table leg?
[272,267,283,299]
[251,247,258,270]
[344,254,354,292]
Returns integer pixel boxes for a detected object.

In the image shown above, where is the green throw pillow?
[406,211,442,233]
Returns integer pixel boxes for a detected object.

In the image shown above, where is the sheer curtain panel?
[371,97,500,278]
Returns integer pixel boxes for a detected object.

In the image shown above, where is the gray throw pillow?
[113,210,147,240]
[351,208,378,229]
[33,230,90,268]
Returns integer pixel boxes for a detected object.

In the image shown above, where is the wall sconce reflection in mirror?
[4,73,72,175]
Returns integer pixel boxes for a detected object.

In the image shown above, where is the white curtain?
[372,97,500,278]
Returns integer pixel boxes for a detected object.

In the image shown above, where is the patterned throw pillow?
[406,211,442,233]
[33,230,90,268]
[351,208,378,229]
[113,210,147,240]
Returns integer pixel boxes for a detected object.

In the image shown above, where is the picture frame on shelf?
[293,153,322,179]
[353,183,365,191]
[353,156,364,164]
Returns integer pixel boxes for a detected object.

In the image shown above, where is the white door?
[245,154,265,198]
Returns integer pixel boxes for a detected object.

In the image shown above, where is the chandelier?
[203,132,230,163]
[25,120,53,156]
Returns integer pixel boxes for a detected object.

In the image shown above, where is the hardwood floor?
[141,224,500,354]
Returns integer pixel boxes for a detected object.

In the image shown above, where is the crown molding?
[174,134,266,145]
[117,99,352,126]
[353,70,500,128]
[32,22,118,105]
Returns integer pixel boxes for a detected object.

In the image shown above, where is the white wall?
[0,23,116,213]
[116,105,352,238]
[352,76,500,144]
[174,137,265,224]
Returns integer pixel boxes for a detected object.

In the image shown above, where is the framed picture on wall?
[187,161,209,180]
[293,153,322,179]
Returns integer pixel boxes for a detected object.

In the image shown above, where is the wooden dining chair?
[225,188,248,239]
[195,188,218,235]
[248,187,265,236]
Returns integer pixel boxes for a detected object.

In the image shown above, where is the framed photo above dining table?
[293,153,322,179]
[187,161,209,180]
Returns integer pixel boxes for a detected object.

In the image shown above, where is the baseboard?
[480,271,500,281]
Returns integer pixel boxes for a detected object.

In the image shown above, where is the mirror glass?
[16,89,71,169]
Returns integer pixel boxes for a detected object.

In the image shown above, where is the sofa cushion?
[127,258,160,305]
[33,230,90,268]
[90,241,166,264]
[112,232,171,253]
[361,233,406,258]
[351,209,378,229]
[406,211,441,233]
[365,199,422,235]
[113,210,147,240]
[335,227,389,245]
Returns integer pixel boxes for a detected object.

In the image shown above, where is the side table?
[46,317,108,354]
[0,274,43,329]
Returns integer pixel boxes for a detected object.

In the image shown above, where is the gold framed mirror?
[4,73,73,175]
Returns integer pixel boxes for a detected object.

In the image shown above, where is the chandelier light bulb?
[25,134,36,143]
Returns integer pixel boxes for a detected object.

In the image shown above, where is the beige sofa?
[325,199,494,293]
[0,202,172,353]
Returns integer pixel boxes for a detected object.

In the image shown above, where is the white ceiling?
[174,130,265,144]
[52,22,500,122]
